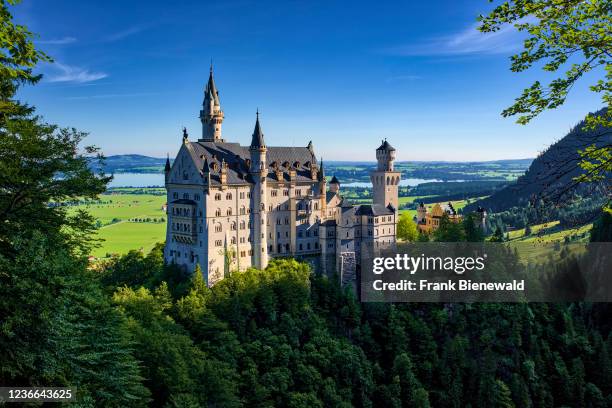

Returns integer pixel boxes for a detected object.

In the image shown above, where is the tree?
[397,212,419,241]
[479,1,611,185]
[463,213,485,242]
[0,0,50,118]
[434,214,466,242]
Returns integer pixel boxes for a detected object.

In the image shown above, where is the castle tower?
[371,139,400,210]
[199,65,224,142]
[249,111,268,269]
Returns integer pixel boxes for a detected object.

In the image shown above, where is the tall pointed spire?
[318,158,325,181]
[250,109,265,149]
[199,62,224,142]
[164,153,171,173]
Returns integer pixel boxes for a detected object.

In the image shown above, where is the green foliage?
[397,212,418,241]
[479,1,611,184]
[0,232,150,406]
[0,0,51,117]
[433,214,466,242]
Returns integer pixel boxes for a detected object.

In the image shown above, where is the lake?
[108,173,164,187]
[108,173,448,188]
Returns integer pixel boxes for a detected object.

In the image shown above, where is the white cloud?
[104,25,148,42]
[385,22,526,56]
[47,63,108,83]
[39,36,77,45]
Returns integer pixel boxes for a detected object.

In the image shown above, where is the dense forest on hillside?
[468,110,611,214]
[78,228,612,407]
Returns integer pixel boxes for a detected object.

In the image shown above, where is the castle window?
[283,190,289,196]
[269,205,273,211]
[247,192,251,198]
[195,194,200,201]
[226,193,232,200]
[314,230,318,236]
[269,245,273,252]
[315,242,319,249]
[328,243,333,248]
[240,221,246,230]
[240,206,246,215]
[240,237,245,243]
[296,189,302,196]
[215,193,221,201]
[215,209,221,217]
[215,240,222,247]
[183,193,189,199]
[277,244,282,253]
[277,219,281,225]
[271,190,278,197]
[314,203,318,210]
[173,192,178,199]
[307,243,311,250]
[231,237,236,244]
[299,243,303,250]
[306,231,310,237]
[285,244,290,251]
[231,222,236,231]
[240,192,245,199]
[227,208,232,216]
[215,224,222,232]
[298,231,303,238]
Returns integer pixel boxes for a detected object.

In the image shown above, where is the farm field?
[68,192,167,257]
[505,221,592,264]
[94,222,166,257]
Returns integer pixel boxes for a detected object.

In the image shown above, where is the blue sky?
[14,0,604,161]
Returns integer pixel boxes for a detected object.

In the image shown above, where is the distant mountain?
[466,109,611,213]
[90,155,169,174]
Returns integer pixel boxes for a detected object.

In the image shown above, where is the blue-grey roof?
[187,141,318,185]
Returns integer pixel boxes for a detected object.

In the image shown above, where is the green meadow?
[69,193,168,257]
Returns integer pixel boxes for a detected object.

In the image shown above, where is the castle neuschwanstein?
[164,68,400,285]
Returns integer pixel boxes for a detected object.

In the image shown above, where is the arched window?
[240,221,246,230]
[227,208,232,216]
[240,206,246,215]
[226,193,232,200]
[215,208,221,217]
[230,222,236,231]
[215,193,221,201]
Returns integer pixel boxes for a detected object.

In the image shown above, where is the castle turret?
[371,139,400,210]
[199,64,224,142]
[319,159,327,214]
[329,175,340,193]
[249,110,268,269]
[164,153,171,184]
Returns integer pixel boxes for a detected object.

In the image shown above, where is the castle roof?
[203,67,220,108]
[186,141,317,185]
[330,175,340,184]
[250,112,265,148]
[377,139,395,152]
[355,203,395,216]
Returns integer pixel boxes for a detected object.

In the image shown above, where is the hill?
[466,109,611,213]
[90,154,169,174]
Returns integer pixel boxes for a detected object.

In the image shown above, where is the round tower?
[249,111,268,270]
[199,65,224,142]
[370,139,401,210]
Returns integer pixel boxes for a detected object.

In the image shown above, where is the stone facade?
[164,69,399,285]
